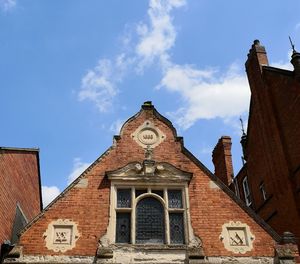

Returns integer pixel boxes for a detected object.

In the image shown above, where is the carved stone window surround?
[100,160,201,252]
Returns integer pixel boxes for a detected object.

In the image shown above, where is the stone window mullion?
[164,187,170,244]
[183,186,189,244]
[131,187,136,244]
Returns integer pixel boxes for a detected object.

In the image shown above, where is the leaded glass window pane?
[168,190,183,208]
[169,213,184,244]
[116,212,131,243]
[152,190,163,198]
[117,189,131,208]
[135,189,147,197]
[136,197,165,244]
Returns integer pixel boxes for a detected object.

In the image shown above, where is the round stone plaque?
[137,128,158,145]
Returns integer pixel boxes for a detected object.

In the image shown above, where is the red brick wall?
[264,72,300,214]
[235,41,300,241]
[19,107,276,257]
[0,149,41,243]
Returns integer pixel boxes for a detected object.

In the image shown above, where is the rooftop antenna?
[239,116,246,135]
[289,36,296,53]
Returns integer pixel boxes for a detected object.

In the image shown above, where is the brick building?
[0,147,42,257]
[3,101,299,264]
[213,40,300,246]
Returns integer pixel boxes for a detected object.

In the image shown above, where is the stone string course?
[4,255,274,264]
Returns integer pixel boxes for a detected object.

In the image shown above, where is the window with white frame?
[259,182,267,201]
[115,186,186,245]
[242,177,252,206]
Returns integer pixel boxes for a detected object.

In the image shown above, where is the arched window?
[136,197,165,244]
[115,187,186,245]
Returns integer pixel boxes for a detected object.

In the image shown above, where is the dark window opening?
[136,197,165,244]
[259,183,267,201]
[135,189,147,197]
[117,189,131,208]
[116,212,131,243]
[152,189,164,198]
[168,190,183,208]
[169,213,184,244]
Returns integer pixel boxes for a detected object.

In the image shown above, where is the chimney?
[212,136,234,186]
[245,40,269,71]
[245,40,269,96]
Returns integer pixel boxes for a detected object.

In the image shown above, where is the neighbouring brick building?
[213,40,300,247]
[0,147,42,255]
[3,99,299,264]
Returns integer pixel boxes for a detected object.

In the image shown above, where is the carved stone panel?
[220,221,255,254]
[131,120,166,149]
[107,161,192,183]
[53,226,72,245]
[43,219,80,252]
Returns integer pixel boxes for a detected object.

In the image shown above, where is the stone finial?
[142,101,154,110]
[145,146,153,160]
[291,50,300,79]
[253,39,260,46]
[143,101,152,106]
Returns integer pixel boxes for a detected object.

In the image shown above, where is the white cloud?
[42,186,61,208]
[160,63,250,129]
[295,23,300,31]
[67,158,90,184]
[136,0,186,70]
[135,0,251,130]
[79,0,186,111]
[110,119,125,134]
[271,61,293,71]
[223,115,248,136]
[79,54,134,112]
[271,51,293,71]
[79,59,118,112]
[78,0,251,131]
[0,0,16,12]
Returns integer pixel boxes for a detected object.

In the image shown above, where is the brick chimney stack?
[245,40,269,71]
[212,136,234,186]
[245,40,269,96]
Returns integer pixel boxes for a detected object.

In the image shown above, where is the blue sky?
[1,0,299,206]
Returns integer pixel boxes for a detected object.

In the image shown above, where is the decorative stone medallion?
[43,219,80,252]
[138,128,158,145]
[131,120,166,149]
[220,221,255,254]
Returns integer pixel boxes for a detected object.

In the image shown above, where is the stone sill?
[113,244,188,251]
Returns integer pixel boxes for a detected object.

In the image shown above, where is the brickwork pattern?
[0,149,41,243]
[235,41,300,241]
[19,107,276,257]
